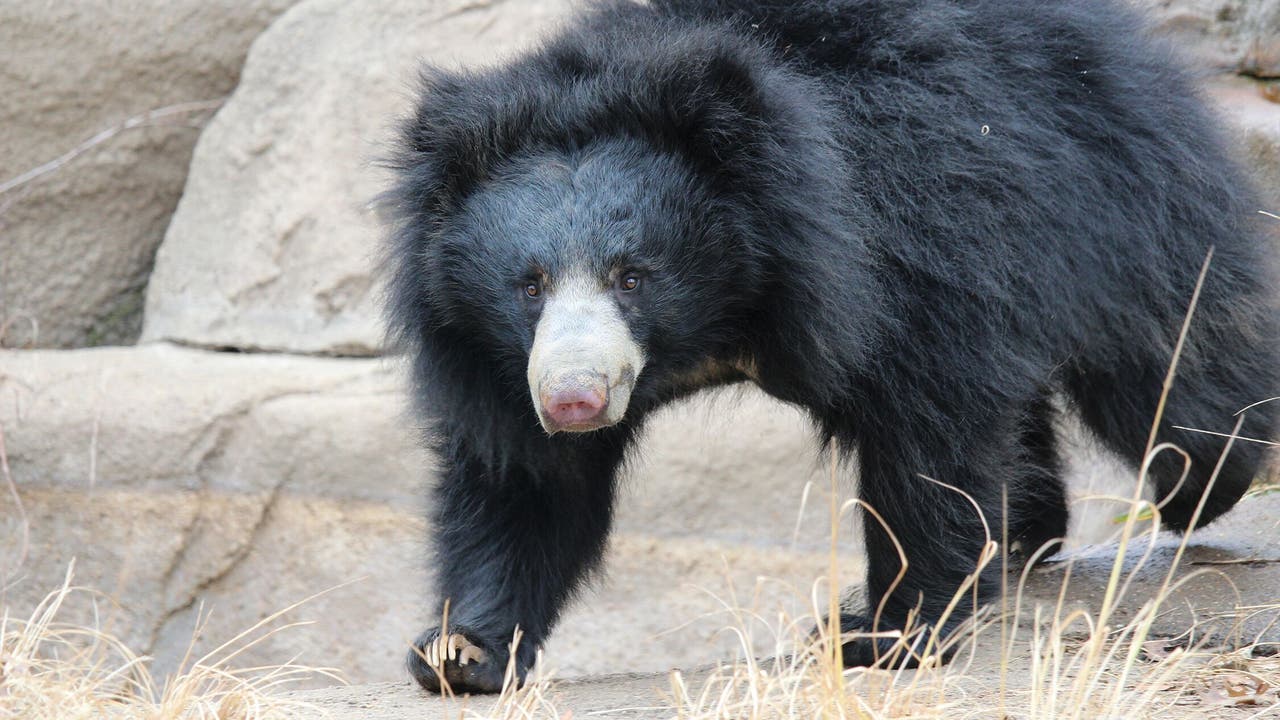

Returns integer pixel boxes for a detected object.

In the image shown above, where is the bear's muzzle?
[527,274,644,433]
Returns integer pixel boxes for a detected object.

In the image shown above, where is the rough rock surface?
[0,345,1215,687]
[0,345,837,684]
[141,0,577,355]
[0,0,297,349]
[0,345,419,660]
[1140,0,1280,77]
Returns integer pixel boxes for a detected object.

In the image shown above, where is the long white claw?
[447,634,464,661]
[459,644,487,666]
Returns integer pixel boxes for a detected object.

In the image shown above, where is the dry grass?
[0,565,341,720]
[1,415,340,719]
[644,472,1279,719]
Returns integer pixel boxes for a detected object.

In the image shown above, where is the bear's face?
[431,137,764,434]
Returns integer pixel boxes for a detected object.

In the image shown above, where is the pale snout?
[527,276,644,434]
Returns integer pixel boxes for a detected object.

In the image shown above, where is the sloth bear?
[383,0,1279,694]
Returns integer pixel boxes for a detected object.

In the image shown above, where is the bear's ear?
[394,69,495,221]
[657,47,777,176]
[383,66,518,345]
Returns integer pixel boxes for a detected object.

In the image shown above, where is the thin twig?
[1190,558,1280,566]
[0,99,225,195]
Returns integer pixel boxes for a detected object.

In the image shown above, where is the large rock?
[0,344,833,684]
[0,344,414,499]
[0,345,418,664]
[141,0,576,355]
[1139,0,1280,77]
[0,0,297,349]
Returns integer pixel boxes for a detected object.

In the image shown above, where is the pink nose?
[542,386,607,429]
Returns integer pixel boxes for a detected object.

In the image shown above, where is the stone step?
[2,343,1267,687]
[0,343,834,685]
[2,485,846,689]
[0,344,831,539]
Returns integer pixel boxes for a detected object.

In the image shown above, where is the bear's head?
[384,15,882,444]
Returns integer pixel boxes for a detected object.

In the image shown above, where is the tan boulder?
[0,344,834,684]
[0,344,413,497]
[0,0,297,348]
[141,0,576,355]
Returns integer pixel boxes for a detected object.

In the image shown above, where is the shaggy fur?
[383,0,1280,693]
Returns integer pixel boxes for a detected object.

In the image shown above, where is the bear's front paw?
[407,627,512,694]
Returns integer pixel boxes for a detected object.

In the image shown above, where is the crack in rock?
[146,384,362,654]
[148,478,285,654]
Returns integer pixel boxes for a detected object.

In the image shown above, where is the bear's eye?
[524,281,541,299]
[619,275,640,292]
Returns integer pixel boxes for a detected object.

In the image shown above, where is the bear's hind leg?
[838,395,1069,667]
[1065,350,1276,532]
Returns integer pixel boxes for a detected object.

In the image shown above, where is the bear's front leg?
[408,438,626,694]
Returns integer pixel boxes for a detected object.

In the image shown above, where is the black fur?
[383,0,1279,692]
